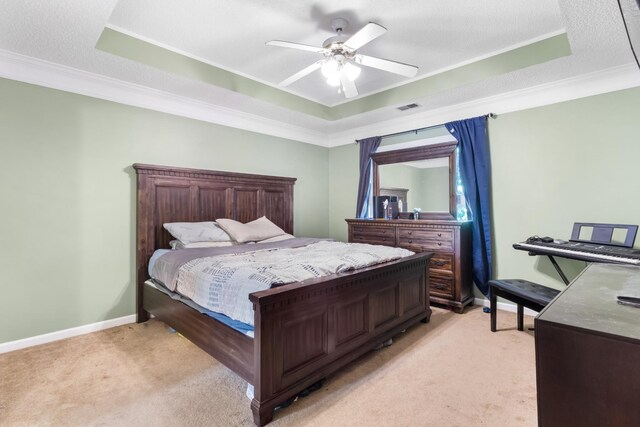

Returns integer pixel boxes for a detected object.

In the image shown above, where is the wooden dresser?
[346,219,473,313]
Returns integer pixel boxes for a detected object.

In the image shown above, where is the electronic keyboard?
[513,240,640,266]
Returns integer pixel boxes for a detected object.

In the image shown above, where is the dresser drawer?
[398,228,454,251]
[429,254,454,274]
[429,274,454,297]
[351,226,395,246]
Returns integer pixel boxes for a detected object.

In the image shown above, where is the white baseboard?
[0,314,136,354]
[474,297,538,317]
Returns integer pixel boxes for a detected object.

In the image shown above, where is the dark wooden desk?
[535,263,640,426]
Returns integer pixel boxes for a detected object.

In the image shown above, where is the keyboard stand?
[521,248,575,285]
[544,254,570,285]
[529,250,569,285]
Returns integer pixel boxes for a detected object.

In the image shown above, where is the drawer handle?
[382,230,386,234]
[408,239,413,244]
[382,237,387,241]
[434,261,446,267]
[435,284,447,290]
[437,242,442,246]
[408,231,412,236]
[438,233,442,237]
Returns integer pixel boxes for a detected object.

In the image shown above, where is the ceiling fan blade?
[266,40,326,54]
[279,61,323,87]
[356,54,419,77]
[340,73,359,98]
[343,22,387,50]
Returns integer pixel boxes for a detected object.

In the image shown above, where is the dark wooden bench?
[489,279,561,332]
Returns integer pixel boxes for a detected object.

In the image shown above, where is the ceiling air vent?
[397,103,419,111]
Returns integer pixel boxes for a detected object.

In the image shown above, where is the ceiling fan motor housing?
[330,17,349,33]
[323,18,355,57]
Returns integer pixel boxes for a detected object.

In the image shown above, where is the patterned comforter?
[151,239,413,325]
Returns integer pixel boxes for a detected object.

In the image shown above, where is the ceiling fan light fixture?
[343,62,361,81]
[321,58,340,78]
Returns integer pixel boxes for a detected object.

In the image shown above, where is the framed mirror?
[371,141,458,220]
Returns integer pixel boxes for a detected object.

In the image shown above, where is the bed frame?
[134,163,432,425]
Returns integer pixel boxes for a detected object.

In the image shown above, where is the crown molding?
[0,49,327,146]
[325,63,640,146]
[1,48,639,149]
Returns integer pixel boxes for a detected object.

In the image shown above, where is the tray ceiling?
[0,0,639,146]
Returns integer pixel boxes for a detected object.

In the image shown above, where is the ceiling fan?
[266,18,419,99]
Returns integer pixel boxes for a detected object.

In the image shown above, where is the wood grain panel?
[400,276,422,314]
[282,311,328,374]
[262,189,286,230]
[335,297,367,346]
[154,184,192,249]
[199,186,230,220]
[371,284,399,328]
[236,189,260,224]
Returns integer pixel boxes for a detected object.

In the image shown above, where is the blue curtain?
[446,116,492,296]
[355,136,382,218]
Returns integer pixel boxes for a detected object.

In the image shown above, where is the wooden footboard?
[249,252,432,425]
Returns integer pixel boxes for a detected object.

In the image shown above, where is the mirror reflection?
[378,157,450,213]
[372,141,458,220]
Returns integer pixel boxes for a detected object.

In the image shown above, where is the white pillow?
[170,240,236,250]
[163,222,233,245]
[216,216,286,243]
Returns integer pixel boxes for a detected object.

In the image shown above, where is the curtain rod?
[360,113,496,142]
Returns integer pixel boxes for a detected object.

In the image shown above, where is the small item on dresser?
[383,200,389,220]
[413,208,421,220]
[398,199,403,213]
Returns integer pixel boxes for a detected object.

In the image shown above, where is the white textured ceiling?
[0,0,638,145]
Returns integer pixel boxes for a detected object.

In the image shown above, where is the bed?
[134,163,433,425]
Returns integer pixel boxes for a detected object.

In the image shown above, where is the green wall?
[329,86,640,297]
[0,77,329,344]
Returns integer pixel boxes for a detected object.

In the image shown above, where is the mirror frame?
[371,141,458,221]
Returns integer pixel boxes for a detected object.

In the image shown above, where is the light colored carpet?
[0,307,537,426]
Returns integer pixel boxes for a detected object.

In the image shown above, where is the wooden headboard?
[134,163,296,321]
